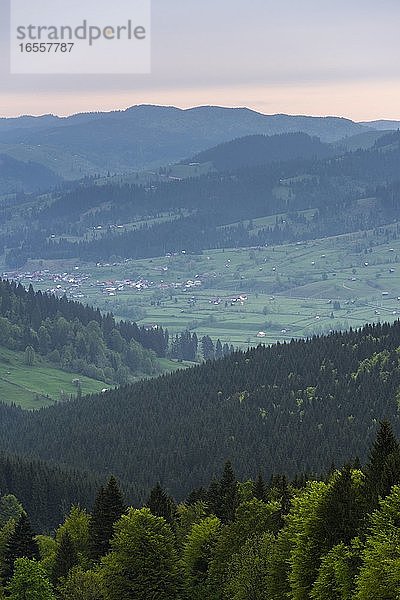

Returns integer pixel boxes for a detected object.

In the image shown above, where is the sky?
[0,0,400,120]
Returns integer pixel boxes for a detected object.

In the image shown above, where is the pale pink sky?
[2,80,400,121]
[1,0,399,121]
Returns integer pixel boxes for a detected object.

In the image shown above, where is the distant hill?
[0,154,61,194]
[360,119,400,131]
[0,105,369,178]
[184,132,335,171]
[4,130,400,265]
[335,130,394,151]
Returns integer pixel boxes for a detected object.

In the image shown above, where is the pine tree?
[208,462,239,524]
[365,420,400,508]
[317,466,364,548]
[146,484,176,524]
[201,336,214,360]
[3,513,40,581]
[215,340,223,360]
[186,487,208,505]
[253,473,268,502]
[89,477,125,561]
[279,475,292,520]
[53,531,78,585]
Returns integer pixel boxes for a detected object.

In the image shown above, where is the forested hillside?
[1,423,400,599]
[0,453,101,531]
[0,154,62,195]
[0,279,167,384]
[0,105,369,179]
[0,319,400,497]
[185,132,335,170]
[3,131,400,265]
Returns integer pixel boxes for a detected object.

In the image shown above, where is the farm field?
[6,223,400,349]
[0,347,109,409]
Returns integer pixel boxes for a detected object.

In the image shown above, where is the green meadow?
[0,347,108,409]
[16,220,400,349]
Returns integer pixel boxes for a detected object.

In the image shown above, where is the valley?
[8,221,400,348]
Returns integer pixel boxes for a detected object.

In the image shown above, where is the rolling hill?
[0,105,370,179]
[0,319,399,498]
[5,130,399,266]
[184,132,335,171]
[0,154,62,194]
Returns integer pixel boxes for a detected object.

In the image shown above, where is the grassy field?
[7,222,400,349]
[94,162,213,187]
[0,347,108,409]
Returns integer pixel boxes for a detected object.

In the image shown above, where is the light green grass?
[0,347,108,410]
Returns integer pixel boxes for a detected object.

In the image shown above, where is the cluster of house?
[1,268,205,300]
[209,294,248,306]
[2,269,90,299]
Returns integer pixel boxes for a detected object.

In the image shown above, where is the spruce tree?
[146,483,176,524]
[206,479,222,518]
[52,531,78,585]
[208,462,239,524]
[89,477,125,561]
[279,475,292,519]
[317,466,363,548]
[365,420,400,508]
[186,487,208,506]
[3,513,40,582]
[253,473,267,502]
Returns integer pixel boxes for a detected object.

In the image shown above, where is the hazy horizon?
[1,101,399,122]
[1,0,399,121]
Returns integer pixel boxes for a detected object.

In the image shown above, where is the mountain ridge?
[0,105,372,181]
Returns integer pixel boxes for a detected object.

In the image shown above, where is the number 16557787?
[19,42,75,52]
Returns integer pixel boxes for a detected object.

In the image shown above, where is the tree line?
[1,421,400,598]
[0,279,168,383]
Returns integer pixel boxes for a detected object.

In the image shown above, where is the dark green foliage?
[0,496,23,529]
[0,452,101,531]
[317,466,364,549]
[365,420,400,509]
[186,487,208,505]
[89,477,125,561]
[2,513,39,581]
[1,320,400,501]
[218,462,239,524]
[146,484,176,524]
[52,531,78,585]
[207,462,239,524]
[170,330,198,361]
[201,336,215,360]
[253,473,268,502]
[187,132,334,171]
